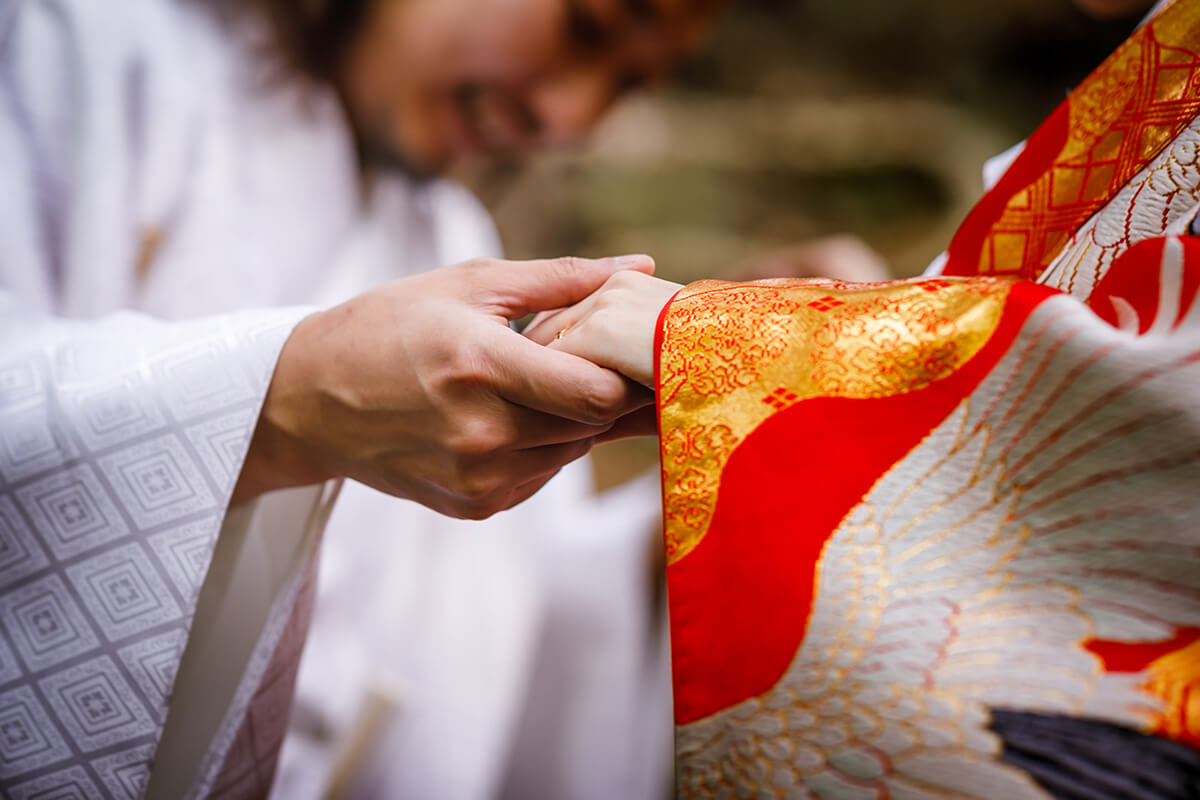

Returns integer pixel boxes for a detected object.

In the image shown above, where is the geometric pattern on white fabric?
[91,744,156,800]
[7,763,105,799]
[117,630,188,718]
[183,409,260,488]
[0,363,43,410]
[184,476,337,800]
[38,655,156,753]
[0,308,307,794]
[0,627,23,688]
[677,248,1200,799]
[66,543,184,643]
[97,434,218,530]
[14,464,132,562]
[0,495,51,591]
[147,520,229,599]
[207,531,321,800]
[150,344,257,424]
[0,403,79,486]
[0,573,104,673]
[64,378,168,456]
[0,685,75,776]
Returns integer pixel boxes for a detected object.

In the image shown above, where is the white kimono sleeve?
[0,2,317,795]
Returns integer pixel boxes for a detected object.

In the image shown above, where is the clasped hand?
[523,270,682,388]
[234,255,671,519]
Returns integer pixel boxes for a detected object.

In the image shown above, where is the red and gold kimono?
[657,2,1200,797]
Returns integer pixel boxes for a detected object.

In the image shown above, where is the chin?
[355,118,448,181]
[363,143,447,181]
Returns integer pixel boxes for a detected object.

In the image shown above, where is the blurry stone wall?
[452,0,1145,487]
[457,0,1139,279]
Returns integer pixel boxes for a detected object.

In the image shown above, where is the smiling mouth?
[451,85,541,157]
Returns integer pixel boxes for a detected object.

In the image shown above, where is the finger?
[496,470,565,515]
[508,437,596,480]
[546,316,657,387]
[507,404,615,448]
[595,405,658,443]
[523,303,592,346]
[521,307,564,337]
[493,442,591,511]
[442,438,595,519]
[477,255,655,320]
[521,308,567,344]
[490,329,653,425]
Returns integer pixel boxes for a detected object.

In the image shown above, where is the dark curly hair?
[208,0,726,83]
[199,0,372,83]
[256,0,372,80]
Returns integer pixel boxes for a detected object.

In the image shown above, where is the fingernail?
[613,254,652,267]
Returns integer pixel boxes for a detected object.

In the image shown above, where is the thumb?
[480,255,655,320]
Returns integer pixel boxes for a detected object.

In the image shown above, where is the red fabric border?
[666,281,1060,723]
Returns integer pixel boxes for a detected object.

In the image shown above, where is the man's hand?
[233,255,654,519]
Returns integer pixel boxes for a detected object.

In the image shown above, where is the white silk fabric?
[1,0,671,798]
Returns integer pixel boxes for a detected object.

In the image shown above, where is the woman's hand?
[524,271,682,388]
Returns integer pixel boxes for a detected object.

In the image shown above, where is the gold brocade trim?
[980,0,1200,279]
[658,278,1012,563]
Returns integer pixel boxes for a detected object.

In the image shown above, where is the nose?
[527,63,619,146]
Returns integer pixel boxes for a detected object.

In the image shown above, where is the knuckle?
[447,404,517,455]
[453,489,504,520]
[442,458,501,503]
[595,288,623,310]
[548,256,589,281]
[437,339,493,390]
[453,258,501,292]
[445,422,507,459]
[467,502,503,521]
[558,438,594,467]
[595,310,625,340]
[459,474,499,503]
[447,496,495,521]
[458,257,494,273]
[576,379,625,424]
[607,269,640,289]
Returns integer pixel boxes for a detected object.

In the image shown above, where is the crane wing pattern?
[664,237,1200,799]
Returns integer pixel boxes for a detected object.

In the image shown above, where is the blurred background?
[452,0,1144,488]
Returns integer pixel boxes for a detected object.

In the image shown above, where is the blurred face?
[338,0,715,177]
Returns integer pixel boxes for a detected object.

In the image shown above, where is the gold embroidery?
[1040,116,1200,300]
[659,278,1011,563]
[1066,40,1142,159]
[661,424,739,561]
[975,0,1200,281]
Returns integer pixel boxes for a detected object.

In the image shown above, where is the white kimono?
[0,0,670,798]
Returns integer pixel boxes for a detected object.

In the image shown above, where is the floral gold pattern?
[658,278,1011,563]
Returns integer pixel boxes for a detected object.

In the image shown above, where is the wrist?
[232,313,336,505]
